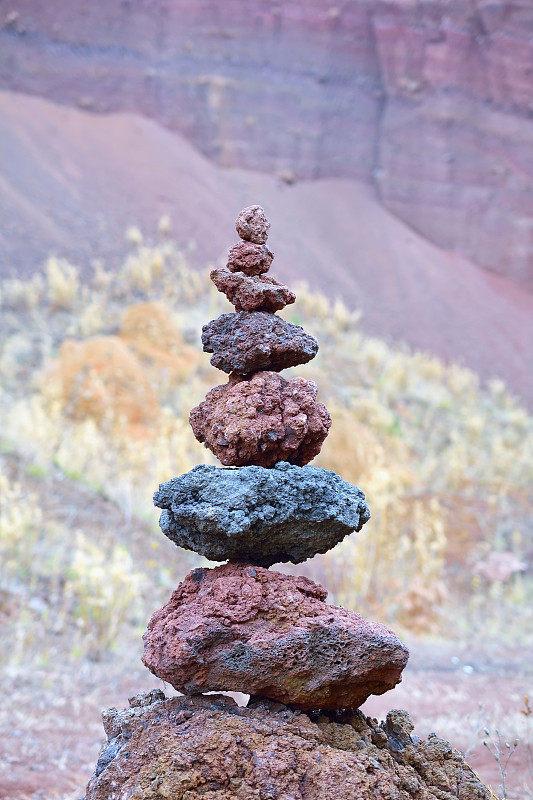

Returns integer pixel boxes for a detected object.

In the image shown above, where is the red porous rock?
[226,240,274,276]
[235,204,270,244]
[189,371,331,467]
[210,267,295,312]
[142,564,409,711]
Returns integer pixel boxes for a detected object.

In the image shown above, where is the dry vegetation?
[0,234,532,671]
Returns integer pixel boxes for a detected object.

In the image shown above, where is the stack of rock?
[83,207,491,800]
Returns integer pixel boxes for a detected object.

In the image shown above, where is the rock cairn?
[84,206,492,800]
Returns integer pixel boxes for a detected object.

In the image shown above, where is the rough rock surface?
[226,240,273,276]
[153,462,370,566]
[235,204,270,244]
[142,564,408,710]
[189,371,331,467]
[202,311,318,375]
[84,692,492,800]
[210,267,296,312]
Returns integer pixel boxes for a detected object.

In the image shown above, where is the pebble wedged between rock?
[83,692,492,800]
[153,462,370,565]
[142,563,409,710]
[202,311,319,374]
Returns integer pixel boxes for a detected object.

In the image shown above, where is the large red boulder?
[142,564,409,711]
[189,371,331,467]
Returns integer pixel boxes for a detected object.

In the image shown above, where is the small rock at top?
[236,205,271,244]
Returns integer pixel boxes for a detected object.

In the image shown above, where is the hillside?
[2,0,533,286]
[1,90,532,404]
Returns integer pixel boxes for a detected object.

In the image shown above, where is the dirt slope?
[2,1,533,287]
[1,90,532,404]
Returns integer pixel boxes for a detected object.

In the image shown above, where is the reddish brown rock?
[210,267,296,312]
[142,564,409,711]
[201,311,318,375]
[189,371,331,467]
[84,692,492,800]
[226,240,273,276]
[235,204,270,244]
[153,463,370,567]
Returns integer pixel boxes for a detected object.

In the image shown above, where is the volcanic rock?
[84,691,492,800]
[189,371,331,467]
[142,563,409,710]
[235,204,270,244]
[226,240,273,276]
[202,311,319,375]
[153,462,370,566]
[210,267,296,312]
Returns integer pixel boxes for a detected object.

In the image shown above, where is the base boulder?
[84,692,492,800]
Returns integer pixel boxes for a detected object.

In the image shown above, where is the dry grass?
[0,233,532,664]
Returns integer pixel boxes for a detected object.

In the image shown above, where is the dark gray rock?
[201,311,319,375]
[153,462,370,566]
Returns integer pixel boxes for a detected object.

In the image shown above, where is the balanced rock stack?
[83,208,492,800]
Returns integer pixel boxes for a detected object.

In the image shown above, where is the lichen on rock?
[153,462,370,565]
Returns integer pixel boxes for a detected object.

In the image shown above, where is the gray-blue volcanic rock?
[201,311,319,375]
[153,462,370,566]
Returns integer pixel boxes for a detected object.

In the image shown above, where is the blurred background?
[0,2,532,798]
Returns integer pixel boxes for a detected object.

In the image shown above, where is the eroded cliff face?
[1,0,532,287]
[373,1,533,289]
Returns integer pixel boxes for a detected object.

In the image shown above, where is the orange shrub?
[44,336,160,429]
[119,301,199,386]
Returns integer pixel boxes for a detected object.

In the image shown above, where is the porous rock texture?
[142,564,408,710]
[153,462,370,566]
[189,371,331,467]
[83,692,492,800]
[202,311,319,375]
[210,267,296,312]
[226,240,274,276]
[235,204,270,244]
